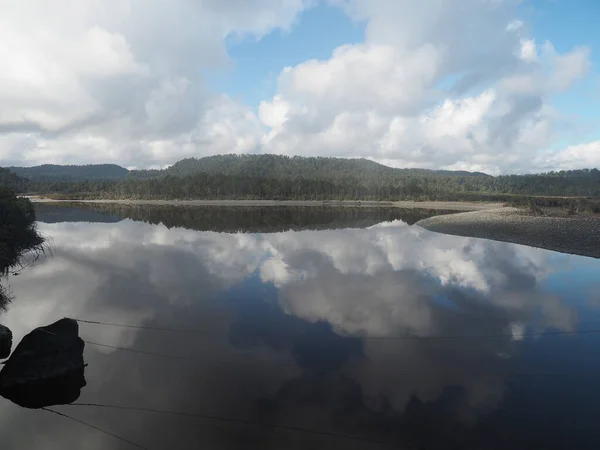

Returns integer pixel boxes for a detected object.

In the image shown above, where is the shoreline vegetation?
[0,190,45,309]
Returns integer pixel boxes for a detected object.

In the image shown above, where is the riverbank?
[26,197,504,211]
[417,207,600,258]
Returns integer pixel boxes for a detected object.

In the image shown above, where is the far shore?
[417,207,600,259]
[26,197,505,211]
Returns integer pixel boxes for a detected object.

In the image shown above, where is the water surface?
[1,205,600,449]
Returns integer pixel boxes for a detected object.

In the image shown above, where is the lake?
[1,204,600,449]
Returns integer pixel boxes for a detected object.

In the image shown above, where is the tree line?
[24,169,600,202]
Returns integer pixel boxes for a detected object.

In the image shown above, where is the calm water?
[1,205,600,449]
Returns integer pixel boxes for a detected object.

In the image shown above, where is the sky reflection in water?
[1,206,599,450]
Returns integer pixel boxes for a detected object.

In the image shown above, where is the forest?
[0,168,29,193]
[2,154,600,207]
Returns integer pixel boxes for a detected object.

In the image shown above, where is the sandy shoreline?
[417,207,600,259]
[27,197,504,211]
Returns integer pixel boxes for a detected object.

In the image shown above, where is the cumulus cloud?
[0,0,310,167]
[535,140,600,171]
[259,0,593,174]
[0,0,595,173]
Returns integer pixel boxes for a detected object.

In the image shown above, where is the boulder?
[0,324,11,359]
[0,318,86,409]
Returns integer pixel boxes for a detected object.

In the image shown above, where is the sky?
[0,0,598,174]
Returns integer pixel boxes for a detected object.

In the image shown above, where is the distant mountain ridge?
[8,164,129,182]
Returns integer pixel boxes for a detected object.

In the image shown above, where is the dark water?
[1,204,600,449]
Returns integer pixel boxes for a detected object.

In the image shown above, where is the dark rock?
[0,318,86,409]
[0,324,12,359]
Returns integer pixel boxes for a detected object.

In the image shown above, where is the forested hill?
[1,154,599,200]
[129,154,490,180]
[6,156,489,184]
[8,164,129,182]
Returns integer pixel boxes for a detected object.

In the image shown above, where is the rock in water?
[0,318,86,409]
[0,324,12,359]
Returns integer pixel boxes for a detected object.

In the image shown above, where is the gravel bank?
[417,207,600,258]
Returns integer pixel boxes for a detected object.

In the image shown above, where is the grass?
[510,196,600,215]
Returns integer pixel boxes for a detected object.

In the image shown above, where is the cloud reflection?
[0,216,594,449]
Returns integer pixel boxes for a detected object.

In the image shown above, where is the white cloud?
[0,0,310,167]
[536,140,600,171]
[519,39,538,62]
[258,95,294,129]
[544,42,591,91]
[0,0,596,173]
[0,3,147,133]
[280,43,439,114]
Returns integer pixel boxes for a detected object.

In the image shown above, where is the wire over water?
[72,317,600,341]
[82,339,600,377]
[42,407,148,450]
[64,403,414,449]
[84,340,196,360]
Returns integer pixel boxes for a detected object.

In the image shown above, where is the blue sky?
[208,4,365,107]
[527,0,599,135]
[214,0,599,109]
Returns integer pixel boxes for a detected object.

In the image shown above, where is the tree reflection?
[35,203,456,232]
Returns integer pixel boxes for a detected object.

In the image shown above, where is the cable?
[84,339,346,372]
[42,407,148,450]
[72,317,600,341]
[83,339,600,377]
[64,403,414,449]
[74,318,226,335]
[84,340,195,360]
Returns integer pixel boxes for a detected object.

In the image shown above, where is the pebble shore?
[417,207,600,259]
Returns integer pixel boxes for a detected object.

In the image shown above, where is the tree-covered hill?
[129,154,490,180]
[8,164,129,182]
[1,155,599,200]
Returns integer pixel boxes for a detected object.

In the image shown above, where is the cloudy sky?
[0,0,598,174]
